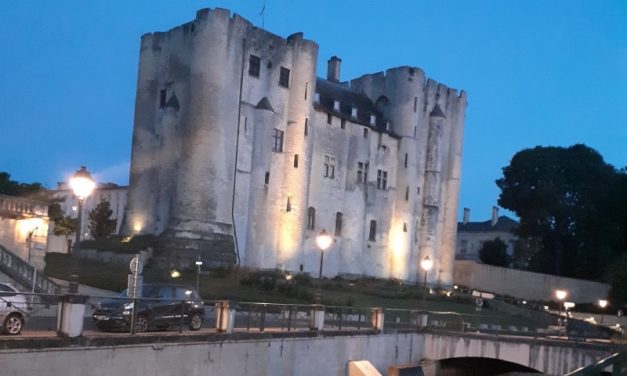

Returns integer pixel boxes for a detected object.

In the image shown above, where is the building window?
[304,82,308,100]
[377,170,388,190]
[272,128,284,152]
[335,212,342,236]
[369,220,377,241]
[340,119,346,129]
[265,171,270,185]
[413,97,417,112]
[294,154,299,168]
[403,222,407,232]
[159,89,167,108]
[363,128,369,138]
[417,187,421,195]
[323,155,335,179]
[304,118,309,136]
[405,186,409,201]
[327,113,333,125]
[307,207,316,230]
[249,55,261,77]
[286,196,292,212]
[357,162,369,183]
[404,153,408,168]
[279,67,290,88]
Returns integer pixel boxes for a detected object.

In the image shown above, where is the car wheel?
[189,313,202,331]
[3,313,24,335]
[133,315,149,333]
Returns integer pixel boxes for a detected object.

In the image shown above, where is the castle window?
[272,128,284,152]
[304,82,308,100]
[307,207,316,230]
[340,119,346,129]
[159,89,167,108]
[249,55,261,77]
[369,220,377,242]
[405,186,409,201]
[413,97,418,112]
[335,212,343,236]
[363,128,369,138]
[403,222,408,232]
[265,171,270,185]
[404,153,408,168]
[376,170,388,190]
[286,196,292,212]
[304,118,309,136]
[279,67,290,88]
[357,162,368,183]
[413,126,417,138]
[417,187,421,195]
[327,113,332,125]
[323,155,335,179]
[294,154,299,168]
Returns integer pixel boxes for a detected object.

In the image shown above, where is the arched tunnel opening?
[434,357,541,376]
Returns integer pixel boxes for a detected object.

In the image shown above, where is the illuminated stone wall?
[124,8,466,284]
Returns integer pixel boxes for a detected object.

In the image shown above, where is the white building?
[124,9,467,285]
[456,206,518,262]
[47,183,127,253]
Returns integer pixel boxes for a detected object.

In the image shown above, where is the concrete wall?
[0,332,610,376]
[453,260,610,303]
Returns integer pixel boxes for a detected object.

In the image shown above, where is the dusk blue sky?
[1,1,625,221]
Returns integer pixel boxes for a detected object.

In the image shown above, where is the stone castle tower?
[125,8,467,285]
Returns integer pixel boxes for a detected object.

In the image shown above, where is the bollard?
[216,300,235,333]
[310,304,325,331]
[371,307,384,332]
[56,294,88,337]
[418,312,428,329]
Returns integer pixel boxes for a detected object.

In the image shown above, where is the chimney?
[491,206,499,226]
[327,56,342,82]
[463,208,470,225]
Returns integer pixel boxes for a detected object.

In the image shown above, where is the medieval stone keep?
[124,8,467,285]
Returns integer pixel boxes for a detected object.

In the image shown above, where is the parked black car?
[92,283,205,332]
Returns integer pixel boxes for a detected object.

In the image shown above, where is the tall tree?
[48,198,77,236]
[0,172,45,196]
[479,238,509,267]
[496,144,624,280]
[88,199,117,239]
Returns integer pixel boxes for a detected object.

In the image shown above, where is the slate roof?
[314,78,399,138]
[457,215,518,233]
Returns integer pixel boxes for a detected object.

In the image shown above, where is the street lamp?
[555,289,568,326]
[195,259,203,293]
[69,166,95,293]
[420,256,434,309]
[315,229,332,304]
[598,299,608,325]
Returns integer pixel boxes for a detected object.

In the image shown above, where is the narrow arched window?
[307,207,316,230]
[369,220,377,242]
[335,212,343,236]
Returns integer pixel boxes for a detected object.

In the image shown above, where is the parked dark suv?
[92,283,204,332]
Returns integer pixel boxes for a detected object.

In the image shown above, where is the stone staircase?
[0,243,60,295]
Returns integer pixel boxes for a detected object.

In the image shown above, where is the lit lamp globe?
[555,289,567,301]
[316,229,332,251]
[420,256,434,272]
[598,299,608,309]
[70,166,96,200]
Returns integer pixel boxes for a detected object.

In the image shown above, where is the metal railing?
[0,244,60,295]
[565,352,626,376]
[324,306,373,331]
[233,302,312,332]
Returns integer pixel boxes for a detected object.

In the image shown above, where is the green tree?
[47,198,77,236]
[0,172,45,196]
[496,144,625,280]
[479,238,509,267]
[88,199,117,239]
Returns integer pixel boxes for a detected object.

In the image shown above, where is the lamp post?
[195,260,203,293]
[598,299,608,325]
[555,289,567,326]
[69,166,96,293]
[420,256,434,309]
[315,229,332,305]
